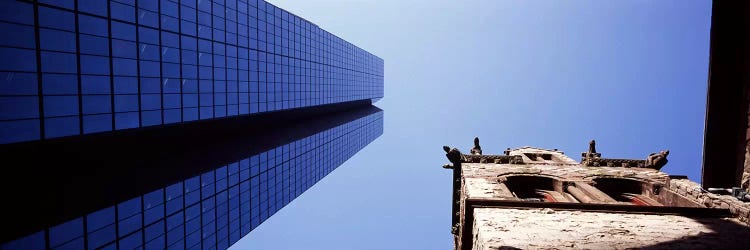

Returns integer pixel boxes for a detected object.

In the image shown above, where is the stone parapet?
[669,179,750,225]
[444,142,750,250]
[462,163,669,184]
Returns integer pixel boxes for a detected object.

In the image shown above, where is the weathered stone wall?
[472,208,750,250]
[461,162,750,225]
[461,162,670,200]
[455,146,750,250]
[669,178,750,225]
[463,162,669,181]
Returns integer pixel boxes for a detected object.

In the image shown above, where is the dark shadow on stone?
[636,217,750,250]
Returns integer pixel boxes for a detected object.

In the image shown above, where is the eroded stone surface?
[473,208,750,250]
[451,145,750,250]
[669,179,750,225]
[461,162,669,200]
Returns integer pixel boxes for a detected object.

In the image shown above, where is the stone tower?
[442,139,750,250]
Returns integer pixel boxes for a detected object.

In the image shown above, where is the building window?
[523,153,560,163]
[592,178,661,206]
[504,176,558,202]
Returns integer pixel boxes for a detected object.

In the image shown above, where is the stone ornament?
[443,146,464,169]
[645,150,669,170]
[470,137,482,155]
[509,155,524,164]
[580,140,666,169]
[581,139,602,166]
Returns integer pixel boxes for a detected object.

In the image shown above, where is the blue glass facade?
[1,110,383,250]
[0,0,384,144]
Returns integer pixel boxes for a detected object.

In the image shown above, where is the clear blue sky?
[231,1,712,249]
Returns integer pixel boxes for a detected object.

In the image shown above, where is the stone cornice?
[582,157,647,168]
[463,154,524,164]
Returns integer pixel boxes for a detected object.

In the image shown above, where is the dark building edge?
[0,100,381,243]
[702,1,750,188]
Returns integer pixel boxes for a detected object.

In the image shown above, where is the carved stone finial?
[470,137,482,155]
[581,139,602,165]
[442,146,464,169]
[645,150,669,170]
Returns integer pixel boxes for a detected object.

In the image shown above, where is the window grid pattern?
[1,110,383,250]
[0,0,384,144]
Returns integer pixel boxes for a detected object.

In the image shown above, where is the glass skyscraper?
[0,0,383,144]
[1,108,383,250]
[0,0,383,249]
